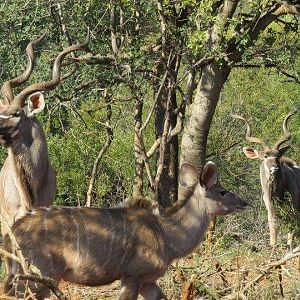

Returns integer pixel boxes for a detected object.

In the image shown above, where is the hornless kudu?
[0,33,90,236]
[232,111,300,246]
[3,162,247,300]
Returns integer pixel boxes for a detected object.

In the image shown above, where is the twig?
[225,245,300,298]
[177,56,214,84]
[86,92,114,207]
[216,261,229,288]
[0,248,22,265]
[140,71,168,133]
[16,274,67,300]
[180,274,197,300]
[0,215,30,274]
[206,139,242,159]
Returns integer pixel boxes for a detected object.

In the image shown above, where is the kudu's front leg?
[140,281,166,300]
[119,277,141,300]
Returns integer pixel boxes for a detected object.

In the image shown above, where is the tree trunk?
[179,62,230,244]
[155,86,178,207]
[180,62,231,170]
[110,4,119,55]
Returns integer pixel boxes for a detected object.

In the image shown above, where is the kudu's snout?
[240,200,248,208]
[236,199,248,211]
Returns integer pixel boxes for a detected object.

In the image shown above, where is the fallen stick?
[224,245,300,299]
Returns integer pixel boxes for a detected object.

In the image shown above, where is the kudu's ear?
[242,147,260,159]
[26,92,45,116]
[200,161,218,189]
[278,145,290,156]
[179,163,199,188]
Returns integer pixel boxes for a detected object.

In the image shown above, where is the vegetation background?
[0,0,299,299]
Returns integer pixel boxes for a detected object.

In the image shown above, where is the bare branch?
[145,110,184,160]
[209,0,240,49]
[69,53,115,65]
[206,139,242,159]
[86,92,114,207]
[228,1,300,61]
[110,3,119,55]
[55,2,73,47]
[147,137,162,159]
[133,97,145,197]
[242,245,300,292]
[0,248,22,265]
[225,245,300,299]
[280,70,300,84]
[140,71,168,133]
[154,86,172,185]
[0,215,30,274]
[16,274,67,300]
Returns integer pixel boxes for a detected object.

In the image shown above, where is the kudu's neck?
[260,163,283,201]
[159,185,210,260]
[8,116,50,203]
[10,116,48,157]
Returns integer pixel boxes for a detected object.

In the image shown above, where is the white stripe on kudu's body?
[4,162,247,300]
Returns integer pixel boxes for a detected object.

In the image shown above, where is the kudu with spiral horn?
[232,111,300,246]
[0,32,90,237]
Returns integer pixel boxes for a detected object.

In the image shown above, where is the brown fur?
[0,116,56,235]
[0,33,89,236]
[13,152,36,209]
[3,162,247,300]
[123,196,186,216]
[242,144,300,247]
[123,197,155,210]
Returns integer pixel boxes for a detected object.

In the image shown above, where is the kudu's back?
[5,207,169,286]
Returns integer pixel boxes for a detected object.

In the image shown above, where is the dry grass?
[40,242,299,299]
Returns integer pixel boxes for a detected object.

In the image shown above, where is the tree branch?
[16,274,67,300]
[140,71,168,133]
[225,245,300,299]
[86,92,114,207]
[228,1,300,61]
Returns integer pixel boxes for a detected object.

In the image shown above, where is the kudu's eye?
[220,190,227,196]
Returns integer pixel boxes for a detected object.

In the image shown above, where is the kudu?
[3,162,247,300]
[0,32,90,236]
[232,111,300,246]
